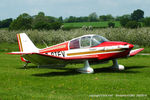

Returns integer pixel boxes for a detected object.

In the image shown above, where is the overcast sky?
[0,0,150,20]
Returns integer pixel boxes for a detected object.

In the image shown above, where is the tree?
[88,12,98,22]
[58,16,63,23]
[64,16,89,23]
[32,12,62,30]
[99,14,114,21]
[80,17,89,22]
[108,22,115,28]
[33,21,51,30]
[65,16,77,23]
[115,14,131,21]
[32,12,46,28]
[32,12,56,26]
[46,16,57,23]
[143,17,150,27]
[0,18,12,28]
[125,21,141,29]
[131,9,144,21]
[120,18,130,27]
[32,12,59,30]
[9,13,32,30]
[51,22,62,30]
[99,15,107,21]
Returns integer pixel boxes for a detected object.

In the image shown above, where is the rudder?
[17,33,39,62]
[17,33,39,53]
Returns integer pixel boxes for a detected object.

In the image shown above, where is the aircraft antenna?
[42,40,48,48]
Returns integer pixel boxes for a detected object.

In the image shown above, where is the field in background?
[0,28,150,47]
[0,53,150,100]
[0,28,150,53]
[63,21,120,28]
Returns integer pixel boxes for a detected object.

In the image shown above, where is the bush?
[51,22,62,30]
[125,21,141,29]
[33,22,51,30]
[108,22,115,28]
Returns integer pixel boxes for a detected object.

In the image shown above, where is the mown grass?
[63,21,121,28]
[0,52,150,100]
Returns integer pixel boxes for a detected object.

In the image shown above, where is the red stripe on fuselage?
[97,50,130,60]
[39,42,69,53]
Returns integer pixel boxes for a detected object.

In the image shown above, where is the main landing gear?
[23,62,29,69]
[111,59,125,70]
[23,59,124,73]
[77,60,94,74]
[77,59,125,74]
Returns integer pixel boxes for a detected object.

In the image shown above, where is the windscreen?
[91,35,108,47]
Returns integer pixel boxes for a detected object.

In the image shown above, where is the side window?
[81,36,91,47]
[70,39,80,49]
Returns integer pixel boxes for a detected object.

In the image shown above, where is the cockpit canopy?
[69,35,108,49]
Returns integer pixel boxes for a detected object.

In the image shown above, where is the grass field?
[0,52,150,100]
[63,21,121,28]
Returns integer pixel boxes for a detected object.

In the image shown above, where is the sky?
[0,0,150,20]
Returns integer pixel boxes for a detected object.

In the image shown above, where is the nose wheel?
[77,60,94,74]
[111,59,125,70]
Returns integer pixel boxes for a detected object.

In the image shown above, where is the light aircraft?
[8,33,144,74]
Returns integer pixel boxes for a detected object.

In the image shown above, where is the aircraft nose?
[120,42,134,49]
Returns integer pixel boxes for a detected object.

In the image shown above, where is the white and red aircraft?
[8,33,144,73]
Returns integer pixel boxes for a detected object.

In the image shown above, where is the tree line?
[64,9,150,28]
[9,12,63,30]
[0,9,150,30]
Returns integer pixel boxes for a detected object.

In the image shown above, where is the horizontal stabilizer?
[129,48,144,57]
[7,52,33,55]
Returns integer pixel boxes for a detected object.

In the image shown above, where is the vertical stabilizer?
[17,33,39,53]
[17,33,39,62]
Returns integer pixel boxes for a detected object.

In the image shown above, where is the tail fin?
[17,33,39,53]
[17,33,39,62]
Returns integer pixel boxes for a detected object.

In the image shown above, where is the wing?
[129,48,144,57]
[8,52,98,65]
[8,52,67,65]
